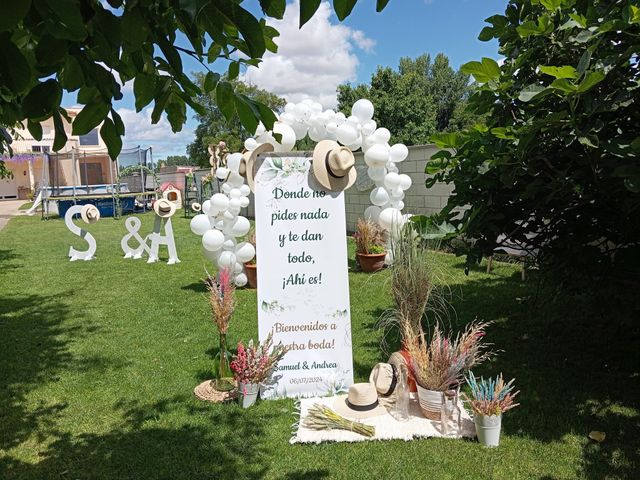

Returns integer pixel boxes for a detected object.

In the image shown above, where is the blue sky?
[75,0,507,158]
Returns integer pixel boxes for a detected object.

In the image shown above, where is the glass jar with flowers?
[230,333,286,408]
[204,268,236,391]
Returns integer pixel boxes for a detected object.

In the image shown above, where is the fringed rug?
[291,394,476,444]
[194,380,238,403]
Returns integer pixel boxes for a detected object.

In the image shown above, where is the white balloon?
[364,144,389,167]
[291,122,308,140]
[347,115,360,126]
[284,103,296,114]
[378,207,405,231]
[272,123,296,152]
[390,189,405,200]
[228,198,242,214]
[239,184,251,196]
[391,200,405,210]
[227,153,243,172]
[335,123,358,146]
[233,262,244,274]
[361,119,377,136]
[255,123,266,136]
[235,241,256,263]
[210,193,229,212]
[335,112,346,123]
[352,99,375,122]
[214,219,225,230]
[367,166,386,181]
[383,172,402,190]
[217,251,237,269]
[364,205,382,222]
[190,214,210,236]
[389,143,409,163]
[370,187,390,206]
[223,237,237,251]
[221,183,232,194]
[201,200,212,215]
[398,174,412,191]
[239,196,250,208]
[234,273,248,287]
[374,128,391,144]
[308,125,326,142]
[231,216,251,237]
[202,229,225,252]
[244,138,258,151]
[280,111,295,124]
[226,172,245,188]
[216,167,229,180]
[325,122,338,134]
[387,163,399,174]
[228,188,241,199]
[223,210,236,221]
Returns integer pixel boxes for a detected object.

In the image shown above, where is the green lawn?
[0,212,638,479]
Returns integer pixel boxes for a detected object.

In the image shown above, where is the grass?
[0,212,638,479]
[18,202,32,211]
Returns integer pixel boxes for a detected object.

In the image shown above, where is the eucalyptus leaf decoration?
[425,0,640,281]
[0,0,391,179]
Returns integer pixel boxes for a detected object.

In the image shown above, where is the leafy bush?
[427,0,640,282]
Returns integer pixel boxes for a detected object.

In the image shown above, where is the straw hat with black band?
[153,198,176,218]
[332,382,388,419]
[312,140,357,192]
[369,363,398,398]
[244,143,274,192]
[80,204,100,224]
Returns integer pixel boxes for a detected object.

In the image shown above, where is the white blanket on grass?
[290,394,476,444]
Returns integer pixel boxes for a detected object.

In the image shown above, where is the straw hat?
[80,204,100,224]
[369,363,398,397]
[191,202,202,213]
[312,140,357,192]
[153,198,176,218]
[244,142,274,192]
[332,382,388,419]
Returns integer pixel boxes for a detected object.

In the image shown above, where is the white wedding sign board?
[254,153,354,398]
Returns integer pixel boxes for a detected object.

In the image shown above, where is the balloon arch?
[190,98,411,287]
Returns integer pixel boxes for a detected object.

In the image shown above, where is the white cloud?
[241,0,375,109]
[117,107,194,158]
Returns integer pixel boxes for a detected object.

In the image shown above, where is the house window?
[31,145,42,152]
[79,128,100,146]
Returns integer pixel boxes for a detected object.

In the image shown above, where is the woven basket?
[416,385,443,420]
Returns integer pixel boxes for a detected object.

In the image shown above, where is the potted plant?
[464,372,520,447]
[244,229,258,289]
[406,321,492,420]
[204,268,236,392]
[353,218,386,272]
[230,332,286,408]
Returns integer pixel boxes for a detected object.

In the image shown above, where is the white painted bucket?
[475,414,502,447]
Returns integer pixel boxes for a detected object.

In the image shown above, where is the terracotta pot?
[356,252,386,273]
[244,263,257,289]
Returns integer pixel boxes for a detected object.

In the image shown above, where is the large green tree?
[187,76,285,167]
[0,0,391,178]
[337,53,477,145]
[426,0,640,282]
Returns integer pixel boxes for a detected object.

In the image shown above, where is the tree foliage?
[187,76,285,167]
[0,0,390,178]
[337,53,478,145]
[427,0,640,282]
[157,155,194,168]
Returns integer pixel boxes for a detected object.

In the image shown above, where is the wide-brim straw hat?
[312,140,357,192]
[332,382,388,419]
[80,204,100,224]
[369,363,398,397]
[191,201,202,212]
[153,198,176,218]
[244,142,274,192]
